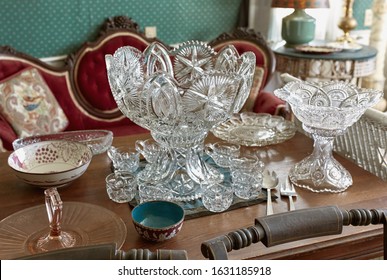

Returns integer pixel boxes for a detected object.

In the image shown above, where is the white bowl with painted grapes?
[8,140,92,188]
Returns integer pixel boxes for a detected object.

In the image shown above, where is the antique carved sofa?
[0,16,152,151]
[0,17,285,151]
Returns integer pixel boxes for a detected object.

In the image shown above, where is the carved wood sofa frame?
[0,16,155,150]
[1,16,286,151]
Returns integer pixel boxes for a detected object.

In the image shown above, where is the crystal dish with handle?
[0,201,127,259]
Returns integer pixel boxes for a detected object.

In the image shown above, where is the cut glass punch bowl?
[106,41,255,201]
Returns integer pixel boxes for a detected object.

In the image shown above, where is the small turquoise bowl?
[131,200,185,242]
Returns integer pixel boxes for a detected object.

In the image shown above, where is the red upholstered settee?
[0,16,152,151]
[0,17,285,152]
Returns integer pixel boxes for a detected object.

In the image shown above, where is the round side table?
[274,45,377,86]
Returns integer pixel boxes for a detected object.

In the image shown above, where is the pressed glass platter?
[211,112,296,147]
[0,202,127,259]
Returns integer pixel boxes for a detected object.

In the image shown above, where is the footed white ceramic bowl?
[8,140,92,188]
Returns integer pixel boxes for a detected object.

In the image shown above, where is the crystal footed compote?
[274,81,382,193]
[106,41,256,201]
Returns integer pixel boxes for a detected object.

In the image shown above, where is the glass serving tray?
[126,158,277,216]
[0,202,127,259]
[211,112,296,147]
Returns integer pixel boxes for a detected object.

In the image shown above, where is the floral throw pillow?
[0,68,69,137]
[0,138,6,152]
[241,66,264,111]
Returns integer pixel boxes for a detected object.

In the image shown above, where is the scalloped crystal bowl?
[275,81,382,131]
[131,200,185,242]
[8,140,93,188]
[106,41,256,201]
[12,130,113,155]
[274,80,382,193]
[106,41,255,147]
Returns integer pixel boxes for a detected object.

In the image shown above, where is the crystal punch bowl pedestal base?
[274,81,382,193]
[106,41,256,201]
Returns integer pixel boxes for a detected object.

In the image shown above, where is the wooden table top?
[1,132,386,260]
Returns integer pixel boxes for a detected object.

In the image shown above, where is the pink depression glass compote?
[106,41,255,201]
[274,80,382,193]
[28,188,77,252]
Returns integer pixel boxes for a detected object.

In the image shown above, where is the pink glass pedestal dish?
[0,188,126,259]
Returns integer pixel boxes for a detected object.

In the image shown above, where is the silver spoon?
[262,170,279,215]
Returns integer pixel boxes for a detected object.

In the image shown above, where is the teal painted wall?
[0,0,243,58]
[353,0,373,30]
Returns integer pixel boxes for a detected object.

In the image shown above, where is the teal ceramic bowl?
[131,200,185,242]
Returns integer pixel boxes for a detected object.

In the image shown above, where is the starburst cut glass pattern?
[106,41,255,201]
